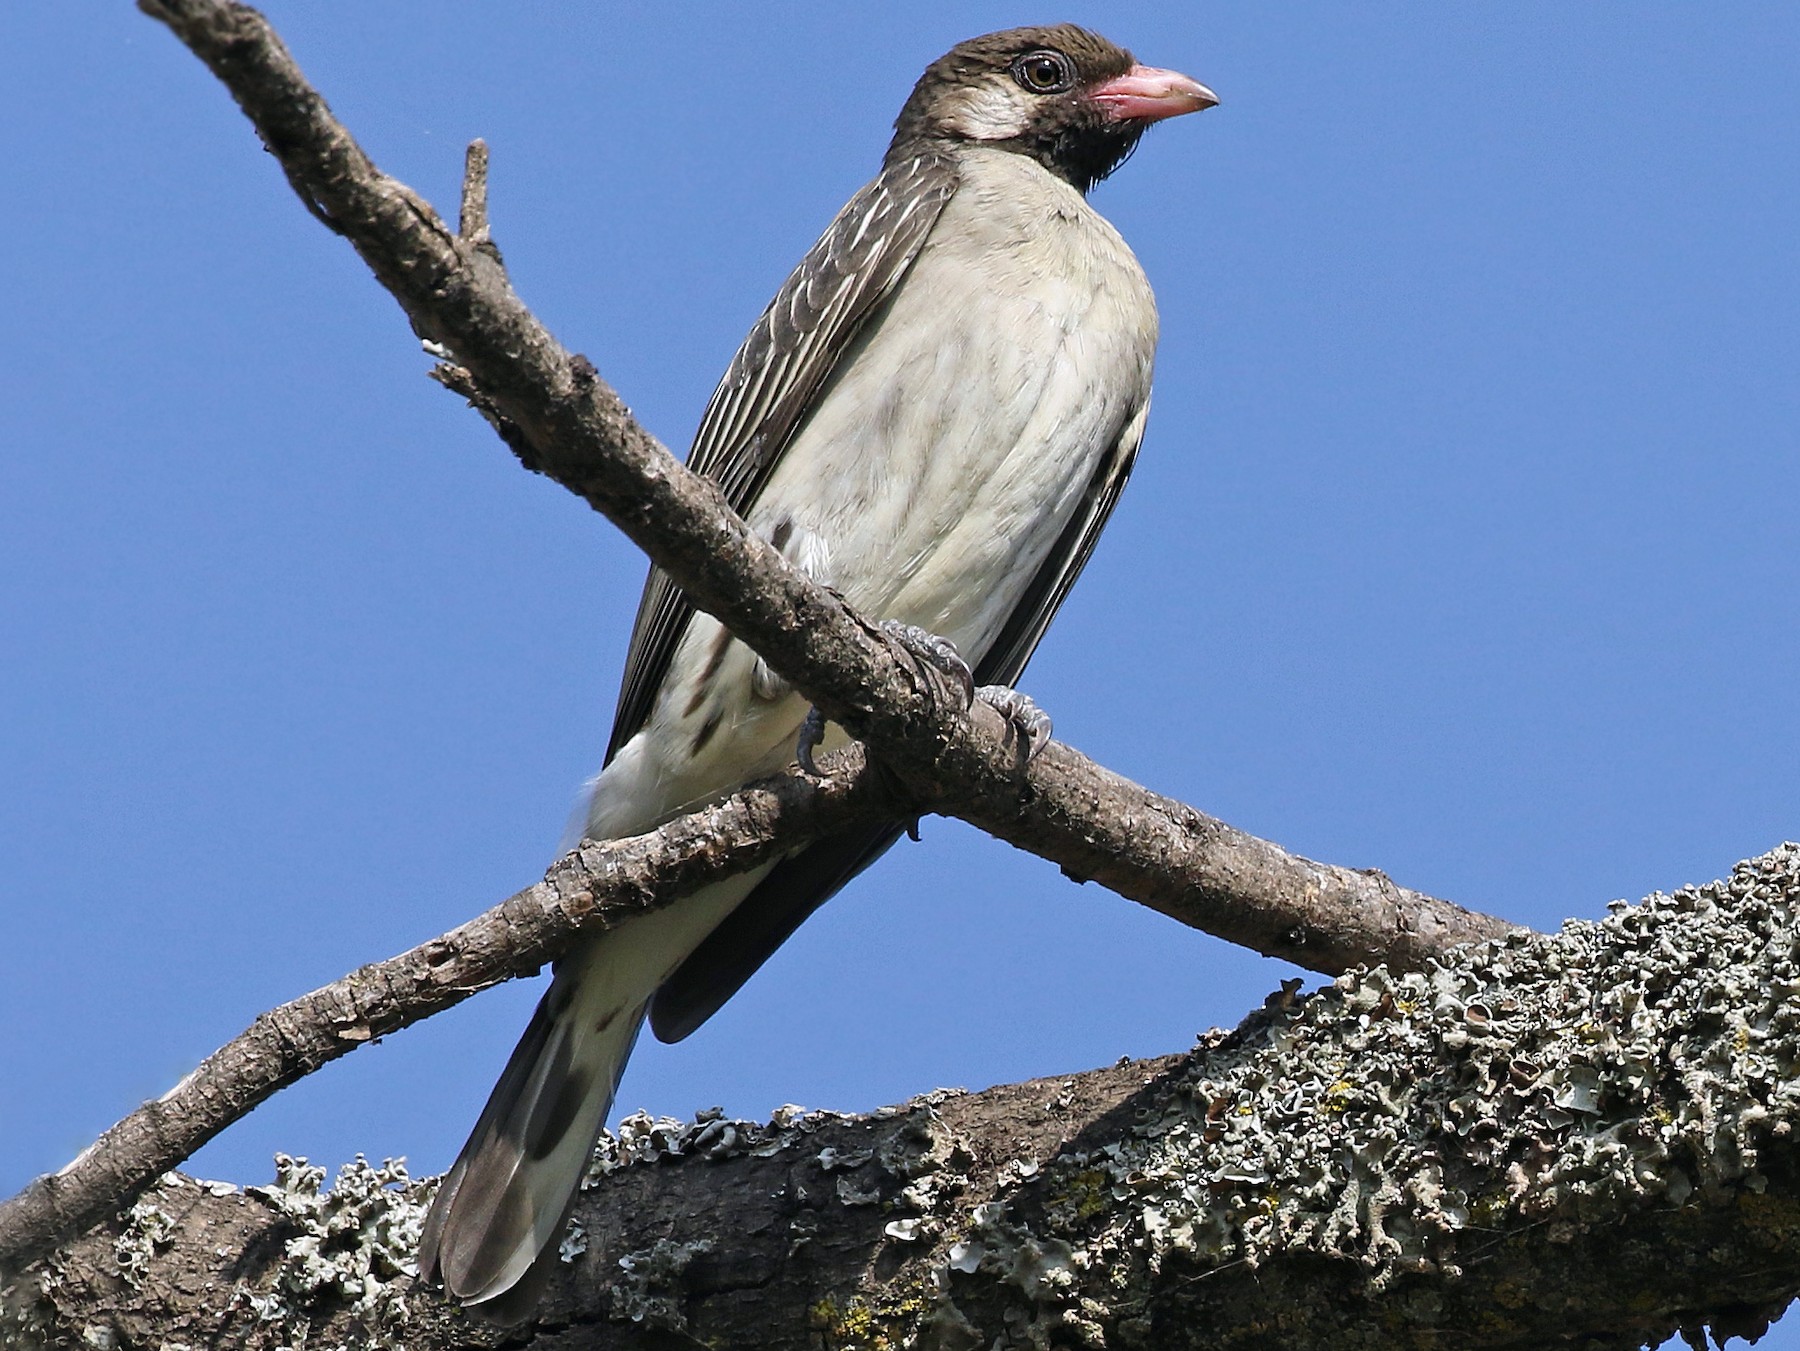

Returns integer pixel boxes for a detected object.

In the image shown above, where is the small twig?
[429,137,524,450]
[459,137,490,243]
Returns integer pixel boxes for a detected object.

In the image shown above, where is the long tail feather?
[417,871,770,1319]
[417,952,643,1316]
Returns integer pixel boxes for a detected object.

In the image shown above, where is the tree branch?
[0,746,911,1280]
[129,0,1511,969]
[11,847,1798,1350]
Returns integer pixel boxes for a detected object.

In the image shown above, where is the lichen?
[607,1236,713,1332]
[809,1288,953,1350]
[111,1192,178,1288]
[1099,847,1800,1279]
[234,1153,426,1341]
[925,843,1800,1347]
[583,1100,870,1187]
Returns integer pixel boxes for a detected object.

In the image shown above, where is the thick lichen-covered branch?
[10,847,1800,1350]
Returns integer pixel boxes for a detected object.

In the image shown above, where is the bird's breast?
[749,147,1157,660]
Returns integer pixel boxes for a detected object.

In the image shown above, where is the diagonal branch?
[129,0,1510,964]
[0,0,1517,1289]
[0,745,901,1278]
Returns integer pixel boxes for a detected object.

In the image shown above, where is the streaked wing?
[606,152,961,761]
[648,401,1151,1042]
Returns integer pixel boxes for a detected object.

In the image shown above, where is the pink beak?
[1089,64,1219,123]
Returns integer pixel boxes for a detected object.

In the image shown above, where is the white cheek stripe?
[942,83,1031,141]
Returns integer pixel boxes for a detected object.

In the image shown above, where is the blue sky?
[4,6,1798,1340]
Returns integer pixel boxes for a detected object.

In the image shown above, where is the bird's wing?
[648,398,1152,1043]
[971,396,1149,688]
[649,821,906,1043]
[606,151,961,762]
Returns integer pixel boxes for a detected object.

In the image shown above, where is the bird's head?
[889,25,1216,193]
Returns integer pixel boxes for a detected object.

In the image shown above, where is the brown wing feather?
[605,153,960,762]
[972,406,1145,689]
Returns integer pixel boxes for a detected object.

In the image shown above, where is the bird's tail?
[416,942,644,1323]
[416,870,768,1320]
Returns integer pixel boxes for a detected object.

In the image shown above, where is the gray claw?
[796,706,827,775]
[977,685,1053,762]
[879,621,974,709]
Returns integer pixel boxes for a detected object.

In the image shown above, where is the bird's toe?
[795,705,828,775]
[977,684,1053,761]
[878,620,975,709]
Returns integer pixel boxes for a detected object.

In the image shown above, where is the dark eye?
[1011,50,1074,94]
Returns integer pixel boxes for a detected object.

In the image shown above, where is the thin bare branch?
[0,747,901,1278]
[129,0,1510,961]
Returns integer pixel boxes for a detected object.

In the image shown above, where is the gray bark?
[8,847,1799,1350]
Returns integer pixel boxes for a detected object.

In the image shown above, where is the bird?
[417,24,1215,1319]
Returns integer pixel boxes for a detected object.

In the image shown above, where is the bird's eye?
[1011,50,1074,95]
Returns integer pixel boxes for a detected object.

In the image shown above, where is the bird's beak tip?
[1090,65,1219,124]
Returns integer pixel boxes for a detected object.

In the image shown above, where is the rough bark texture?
[10,847,1800,1351]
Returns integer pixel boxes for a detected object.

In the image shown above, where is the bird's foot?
[977,685,1053,762]
[878,621,974,712]
[797,623,973,776]
[795,705,828,776]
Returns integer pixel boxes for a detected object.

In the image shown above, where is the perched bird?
[418,24,1215,1318]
